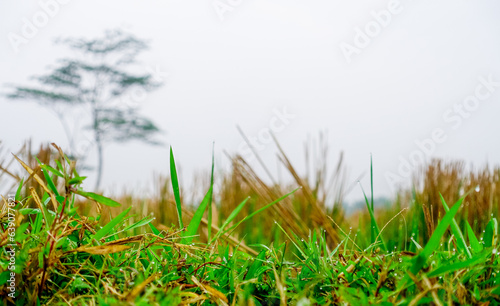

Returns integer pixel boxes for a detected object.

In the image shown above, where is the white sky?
[1,0,500,204]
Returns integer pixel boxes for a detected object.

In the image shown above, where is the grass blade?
[207,143,215,241]
[148,222,161,235]
[183,185,213,244]
[223,188,299,241]
[30,187,53,228]
[274,221,308,259]
[75,190,121,207]
[13,154,58,211]
[68,176,87,185]
[484,218,497,248]
[40,163,64,178]
[210,197,250,244]
[170,147,184,229]
[427,253,487,277]
[370,155,375,242]
[121,215,155,234]
[409,195,465,275]
[359,182,386,251]
[15,178,24,202]
[246,250,266,280]
[92,207,132,242]
[440,193,471,258]
[466,221,482,253]
[41,168,60,198]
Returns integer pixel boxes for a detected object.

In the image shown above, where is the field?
[1,141,500,305]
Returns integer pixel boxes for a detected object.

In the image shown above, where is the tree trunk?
[94,138,103,191]
[93,101,103,191]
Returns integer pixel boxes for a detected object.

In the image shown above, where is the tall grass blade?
[184,185,213,244]
[274,221,308,259]
[370,155,376,247]
[207,143,215,241]
[409,195,464,275]
[223,188,299,242]
[210,197,250,244]
[169,147,184,229]
[440,193,471,258]
[359,183,386,251]
[183,147,215,244]
[370,155,374,212]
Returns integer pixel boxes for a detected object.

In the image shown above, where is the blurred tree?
[6,29,164,190]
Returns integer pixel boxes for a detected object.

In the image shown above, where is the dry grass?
[411,159,500,236]
[0,140,59,202]
[108,133,348,250]
[3,139,500,250]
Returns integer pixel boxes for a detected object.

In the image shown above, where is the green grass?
[1,147,500,305]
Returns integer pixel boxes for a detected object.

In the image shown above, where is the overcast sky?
[1,0,500,204]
